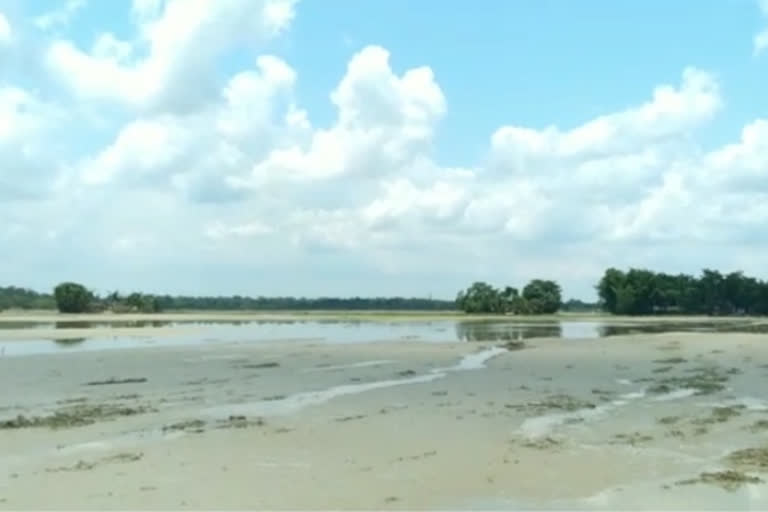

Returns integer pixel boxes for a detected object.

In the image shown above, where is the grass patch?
[692,405,746,426]
[214,415,265,429]
[725,446,768,471]
[505,394,596,414]
[46,452,143,473]
[647,366,729,396]
[653,366,673,374]
[676,470,763,491]
[611,432,654,446]
[521,437,563,450]
[748,420,768,433]
[657,416,681,425]
[162,419,206,434]
[0,403,153,430]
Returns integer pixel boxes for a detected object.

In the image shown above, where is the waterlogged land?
[1,316,768,509]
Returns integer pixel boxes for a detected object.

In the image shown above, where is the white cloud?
[0,12,11,45]
[75,54,299,198]
[232,45,446,186]
[490,68,720,169]
[35,0,86,31]
[5,2,768,299]
[46,0,298,112]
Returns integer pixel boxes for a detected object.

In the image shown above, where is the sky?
[1,0,768,301]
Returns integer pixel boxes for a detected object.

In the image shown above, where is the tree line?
[0,282,457,313]
[596,267,768,315]
[5,268,768,316]
[0,286,56,310]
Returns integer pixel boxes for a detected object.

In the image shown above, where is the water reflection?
[53,337,86,346]
[456,321,562,341]
[3,317,768,359]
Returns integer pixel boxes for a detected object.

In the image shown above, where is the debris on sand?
[239,362,280,370]
[85,377,148,386]
[214,415,266,430]
[0,403,153,430]
[692,405,746,426]
[162,419,206,434]
[521,436,564,450]
[505,394,596,414]
[725,446,768,471]
[657,416,681,425]
[653,357,687,365]
[334,415,366,422]
[748,420,768,433]
[500,341,526,351]
[46,452,144,473]
[676,470,763,491]
[647,366,729,396]
[611,432,654,446]
[395,450,437,462]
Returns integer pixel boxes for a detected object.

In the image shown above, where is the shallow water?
[0,318,766,357]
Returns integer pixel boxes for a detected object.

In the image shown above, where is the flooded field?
[2,315,768,358]
[2,315,768,509]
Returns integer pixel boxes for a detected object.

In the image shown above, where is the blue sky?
[2,0,768,300]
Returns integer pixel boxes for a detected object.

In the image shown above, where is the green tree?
[521,279,562,314]
[596,268,626,313]
[53,282,94,313]
[456,282,505,314]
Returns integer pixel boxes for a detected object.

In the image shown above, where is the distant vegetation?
[3,267,767,316]
[0,283,456,313]
[597,268,768,315]
[0,286,56,310]
[455,280,562,315]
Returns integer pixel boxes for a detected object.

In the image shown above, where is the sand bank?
[2,333,768,509]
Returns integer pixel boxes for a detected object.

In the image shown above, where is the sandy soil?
[2,333,768,509]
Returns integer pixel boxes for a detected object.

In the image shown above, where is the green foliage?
[596,268,768,316]
[105,292,162,313]
[456,282,506,314]
[522,279,562,314]
[0,285,457,313]
[560,298,600,312]
[53,282,95,313]
[0,286,56,311]
[151,295,455,311]
[456,279,563,315]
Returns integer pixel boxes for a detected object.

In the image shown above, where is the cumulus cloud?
[229,45,446,187]
[490,68,720,168]
[4,1,768,298]
[45,0,298,112]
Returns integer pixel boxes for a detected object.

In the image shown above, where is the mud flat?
[2,332,768,509]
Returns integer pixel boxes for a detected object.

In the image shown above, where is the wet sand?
[2,332,768,509]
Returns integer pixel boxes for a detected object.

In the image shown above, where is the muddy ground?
[1,332,768,509]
